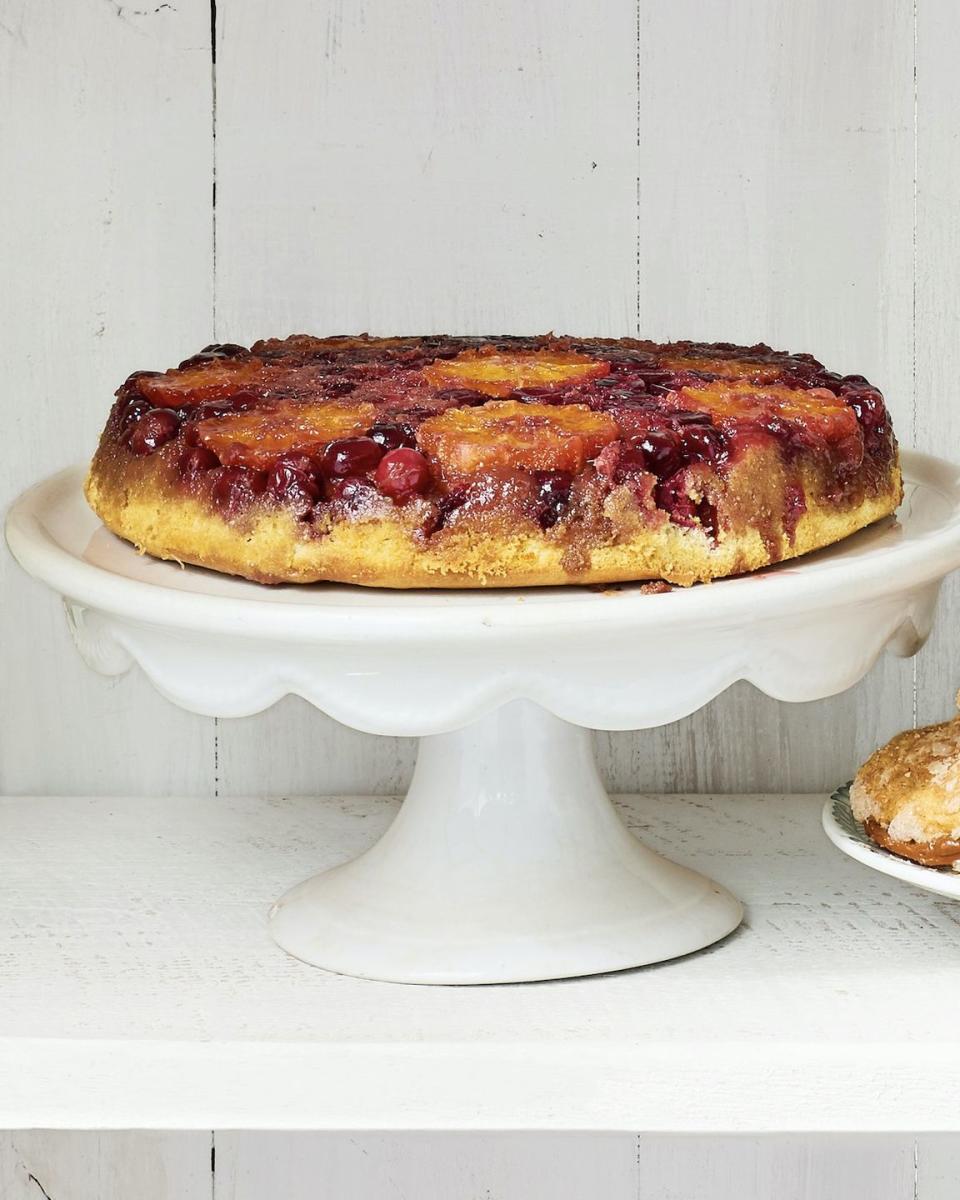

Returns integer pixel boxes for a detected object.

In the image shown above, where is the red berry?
[178,446,219,477]
[320,436,383,478]
[127,408,180,455]
[374,448,432,502]
[212,466,267,516]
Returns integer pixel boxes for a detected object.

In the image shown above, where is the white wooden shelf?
[1,793,958,1132]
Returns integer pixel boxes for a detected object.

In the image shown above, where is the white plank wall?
[0,1131,211,1200]
[4,0,960,1185]
[0,0,215,795]
[4,1132,960,1198]
[2,0,956,797]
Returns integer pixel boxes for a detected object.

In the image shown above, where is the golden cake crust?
[851,705,960,867]
[86,334,903,589]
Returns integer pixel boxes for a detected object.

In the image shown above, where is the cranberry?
[654,473,697,525]
[375,448,432,502]
[268,455,321,513]
[127,408,180,455]
[178,446,219,478]
[192,390,263,421]
[116,370,161,403]
[322,377,358,398]
[429,488,468,532]
[847,390,886,429]
[320,436,383,478]
[696,499,719,542]
[119,398,151,430]
[592,393,659,412]
[326,475,379,508]
[212,466,267,516]
[595,375,646,392]
[534,470,573,528]
[641,427,684,475]
[369,422,417,452]
[435,388,489,406]
[678,425,724,465]
[179,343,249,369]
[671,410,712,425]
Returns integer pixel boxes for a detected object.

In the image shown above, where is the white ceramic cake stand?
[7,452,960,984]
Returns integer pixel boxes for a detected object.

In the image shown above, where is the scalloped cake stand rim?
[6,451,960,646]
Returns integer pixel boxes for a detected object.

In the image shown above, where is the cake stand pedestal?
[8,452,960,984]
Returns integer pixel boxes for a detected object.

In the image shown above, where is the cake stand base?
[269,701,743,984]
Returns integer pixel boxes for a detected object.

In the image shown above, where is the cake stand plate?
[8,452,960,983]
[823,784,960,900]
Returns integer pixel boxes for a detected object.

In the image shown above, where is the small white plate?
[823,784,960,899]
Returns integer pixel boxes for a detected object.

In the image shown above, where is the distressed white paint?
[635,1135,920,1200]
[0,1131,210,1200]
[1,0,957,799]
[214,1133,639,1200]
[2,792,960,1130]
[0,0,215,795]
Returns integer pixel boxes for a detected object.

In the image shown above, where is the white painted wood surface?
[214,1133,639,1200]
[2,792,960,1132]
[4,0,958,800]
[0,1131,211,1200]
[0,0,215,797]
[4,1131,957,1199]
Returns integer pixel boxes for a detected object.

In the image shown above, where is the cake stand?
[8,451,960,984]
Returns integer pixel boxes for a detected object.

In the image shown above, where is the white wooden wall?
[3,1132,960,1199]
[2,0,957,798]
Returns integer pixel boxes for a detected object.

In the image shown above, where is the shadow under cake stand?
[8,451,960,984]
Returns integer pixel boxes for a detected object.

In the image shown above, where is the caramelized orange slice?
[196,401,376,469]
[137,359,275,407]
[422,349,609,398]
[675,381,859,443]
[659,354,784,383]
[417,401,618,474]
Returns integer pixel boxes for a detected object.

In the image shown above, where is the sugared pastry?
[851,702,960,868]
[85,334,901,588]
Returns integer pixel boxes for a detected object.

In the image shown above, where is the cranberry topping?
[374,448,432,502]
[429,488,469,533]
[783,480,807,542]
[326,475,380,508]
[178,446,219,478]
[320,436,384,478]
[116,371,161,403]
[678,424,724,465]
[119,397,152,430]
[268,454,322,514]
[211,466,267,517]
[534,469,574,528]
[179,343,250,369]
[127,408,180,455]
[369,422,417,452]
[434,388,490,407]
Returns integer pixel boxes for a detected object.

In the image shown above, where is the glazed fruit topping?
[374,448,432,502]
[416,400,618,474]
[136,358,271,409]
[421,349,610,398]
[178,446,219,478]
[369,422,417,451]
[670,381,861,460]
[211,466,267,518]
[534,470,574,528]
[267,454,322,514]
[126,408,180,455]
[195,400,377,469]
[320,436,384,478]
[658,353,784,383]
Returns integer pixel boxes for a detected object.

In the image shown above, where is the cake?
[851,702,960,868]
[85,334,902,588]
